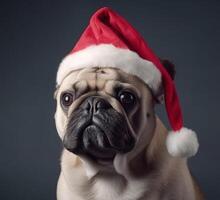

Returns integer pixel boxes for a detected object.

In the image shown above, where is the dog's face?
[54,67,157,167]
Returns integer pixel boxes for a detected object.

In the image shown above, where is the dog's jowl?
[54,7,203,200]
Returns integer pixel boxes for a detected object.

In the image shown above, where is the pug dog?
[54,60,204,200]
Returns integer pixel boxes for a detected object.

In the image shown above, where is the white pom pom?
[166,127,199,158]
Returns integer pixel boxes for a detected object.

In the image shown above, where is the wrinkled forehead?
[61,67,125,84]
[57,67,149,97]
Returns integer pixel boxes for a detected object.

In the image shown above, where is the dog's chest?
[92,175,148,200]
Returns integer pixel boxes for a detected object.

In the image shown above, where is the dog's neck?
[60,118,196,200]
[58,118,198,200]
[70,116,168,179]
[61,117,171,180]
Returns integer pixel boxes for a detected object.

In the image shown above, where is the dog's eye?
[61,92,73,107]
[119,91,136,107]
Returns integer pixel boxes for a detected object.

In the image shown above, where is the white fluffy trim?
[166,127,199,158]
[57,44,161,94]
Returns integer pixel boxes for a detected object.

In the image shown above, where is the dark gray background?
[1,0,219,199]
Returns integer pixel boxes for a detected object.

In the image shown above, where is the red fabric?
[70,7,183,132]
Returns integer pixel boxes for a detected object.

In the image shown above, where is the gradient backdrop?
[1,0,220,199]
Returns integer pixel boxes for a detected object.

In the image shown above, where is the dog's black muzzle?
[63,96,135,160]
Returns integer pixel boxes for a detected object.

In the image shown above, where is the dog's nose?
[80,96,112,113]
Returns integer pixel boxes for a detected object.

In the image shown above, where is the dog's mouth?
[63,108,135,162]
[82,124,116,161]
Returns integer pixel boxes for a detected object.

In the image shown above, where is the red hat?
[57,7,199,158]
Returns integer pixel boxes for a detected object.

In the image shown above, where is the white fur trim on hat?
[57,44,162,95]
[166,127,199,158]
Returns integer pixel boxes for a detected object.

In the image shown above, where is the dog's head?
[54,60,175,175]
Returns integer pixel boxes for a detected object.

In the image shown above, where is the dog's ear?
[160,59,176,80]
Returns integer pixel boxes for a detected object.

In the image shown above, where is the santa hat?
[57,7,199,158]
